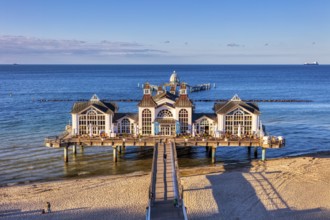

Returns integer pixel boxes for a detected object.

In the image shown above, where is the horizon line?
[1,63,329,65]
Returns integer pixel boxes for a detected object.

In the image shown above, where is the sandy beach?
[1,153,330,220]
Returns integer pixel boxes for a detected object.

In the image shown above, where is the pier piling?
[73,145,77,155]
[248,146,251,155]
[113,146,117,162]
[211,147,216,164]
[208,147,212,157]
[64,146,68,163]
[80,145,84,153]
[262,148,266,161]
[254,147,258,158]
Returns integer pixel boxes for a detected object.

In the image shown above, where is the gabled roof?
[153,91,178,102]
[174,95,193,107]
[157,102,175,109]
[138,95,157,107]
[71,101,117,114]
[71,94,118,114]
[193,113,217,122]
[214,97,259,115]
[113,113,138,122]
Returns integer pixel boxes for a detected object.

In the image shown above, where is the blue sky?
[0,0,329,64]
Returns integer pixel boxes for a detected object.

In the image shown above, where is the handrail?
[172,142,188,219]
[170,142,179,200]
[149,142,158,205]
[146,142,158,220]
[172,143,183,200]
[146,200,151,220]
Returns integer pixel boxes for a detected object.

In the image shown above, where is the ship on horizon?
[304,61,319,65]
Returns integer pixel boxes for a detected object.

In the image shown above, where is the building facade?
[71,85,262,138]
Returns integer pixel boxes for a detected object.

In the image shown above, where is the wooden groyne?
[35,98,313,103]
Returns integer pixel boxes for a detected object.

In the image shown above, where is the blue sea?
[1,65,330,186]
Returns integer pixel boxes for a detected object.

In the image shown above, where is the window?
[79,109,105,135]
[121,118,131,134]
[157,109,173,118]
[225,109,252,135]
[199,118,210,134]
[142,109,152,135]
[179,109,188,134]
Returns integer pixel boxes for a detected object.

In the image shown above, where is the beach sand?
[1,153,330,220]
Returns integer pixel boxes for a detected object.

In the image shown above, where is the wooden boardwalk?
[148,141,187,220]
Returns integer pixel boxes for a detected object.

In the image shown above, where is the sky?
[0,0,329,64]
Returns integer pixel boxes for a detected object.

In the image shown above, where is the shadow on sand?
[183,152,330,220]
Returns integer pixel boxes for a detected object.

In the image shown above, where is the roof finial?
[231,94,241,101]
[90,94,100,102]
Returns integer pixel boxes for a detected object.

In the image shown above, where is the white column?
[151,108,155,135]
[252,114,258,133]
[138,107,143,135]
[72,114,78,135]
[105,114,110,136]
[217,114,225,133]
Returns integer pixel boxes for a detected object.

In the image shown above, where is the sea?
[1,65,330,186]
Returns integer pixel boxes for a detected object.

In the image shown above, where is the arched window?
[199,119,209,134]
[121,118,130,134]
[225,109,252,135]
[179,109,188,134]
[157,109,173,118]
[142,109,152,135]
[79,109,105,136]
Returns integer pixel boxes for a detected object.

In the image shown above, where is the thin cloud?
[264,43,269,46]
[0,35,166,56]
[163,40,170,44]
[227,43,243,47]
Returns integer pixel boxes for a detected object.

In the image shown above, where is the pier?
[146,141,187,219]
[45,134,283,219]
[43,71,286,219]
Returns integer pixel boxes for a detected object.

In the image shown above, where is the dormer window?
[144,89,150,94]
[180,89,186,95]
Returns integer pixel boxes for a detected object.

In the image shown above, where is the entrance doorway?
[160,124,175,136]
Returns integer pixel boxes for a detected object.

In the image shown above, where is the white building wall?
[105,114,111,136]
[252,114,259,132]
[138,107,143,135]
[217,114,225,132]
[71,114,78,135]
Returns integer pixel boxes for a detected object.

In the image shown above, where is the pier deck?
[45,136,284,149]
[45,135,284,163]
[148,142,187,220]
